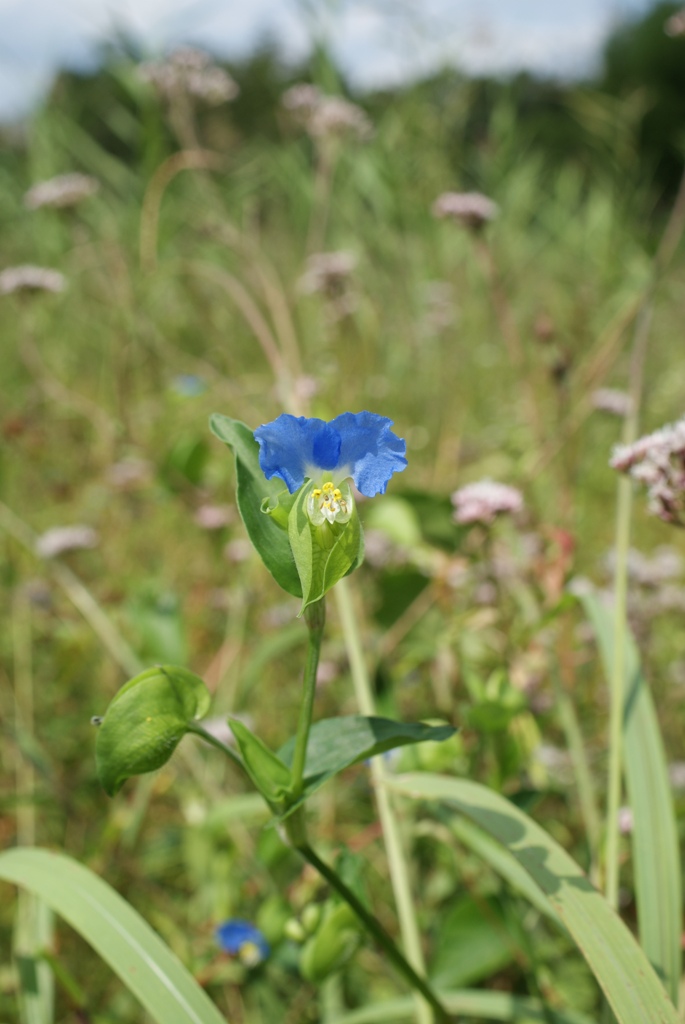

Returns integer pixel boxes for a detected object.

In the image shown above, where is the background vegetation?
[1,2,685,1021]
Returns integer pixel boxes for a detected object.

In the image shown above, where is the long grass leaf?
[386,772,680,1024]
[579,590,682,1003]
[0,848,227,1024]
[330,987,594,1023]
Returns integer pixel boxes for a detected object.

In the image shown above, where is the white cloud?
[0,0,658,122]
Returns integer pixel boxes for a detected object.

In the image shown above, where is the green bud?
[301,903,322,935]
[299,903,361,983]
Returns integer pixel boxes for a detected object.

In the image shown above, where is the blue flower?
[254,411,407,498]
[215,920,270,967]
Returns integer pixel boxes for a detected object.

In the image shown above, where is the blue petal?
[215,919,270,959]
[255,414,342,493]
[330,411,407,497]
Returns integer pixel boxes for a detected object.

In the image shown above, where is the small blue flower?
[254,411,407,498]
[171,374,207,397]
[215,920,270,967]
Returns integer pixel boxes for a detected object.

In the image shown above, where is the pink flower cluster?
[610,415,685,525]
[282,84,373,142]
[139,48,239,105]
[432,191,499,230]
[451,480,523,525]
[0,265,65,295]
[24,173,99,210]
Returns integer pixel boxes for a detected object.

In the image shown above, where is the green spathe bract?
[288,481,363,613]
[96,665,211,796]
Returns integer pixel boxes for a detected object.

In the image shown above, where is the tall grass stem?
[335,577,434,1024]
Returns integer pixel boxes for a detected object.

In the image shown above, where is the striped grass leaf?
[578,589,682,1004]
[329,988,595,1024]
[386,772,680,1024]
[0,848,227,1024]
[13,892,54,1024]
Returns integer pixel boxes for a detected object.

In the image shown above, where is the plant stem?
[334,577,434,1024]
[297,842,451,1024]
[290,599,326,799]
[12,591,35,847]
[185,722,246,772]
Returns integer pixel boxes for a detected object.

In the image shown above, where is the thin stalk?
[290,599,326,799]
[605,298,653,908]
[297,842,450,1024]
[12,592,35,847]
[334,577,433,1024]
[551,668,602,885]
[185,722,246,773]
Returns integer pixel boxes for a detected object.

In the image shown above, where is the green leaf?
[328,989,595,1024]
[445,814,563,929]
[386,772,680,1024]
[96,666,211,796]
[287,484,363,613]
[0,848,228,1024]
[13,892,54,1024]
[578,589,682,1003]
[430,896,516,989]
[210,414,302,597]
[229,719,292,811]
[261,487,298,530]
[278,715,456,813]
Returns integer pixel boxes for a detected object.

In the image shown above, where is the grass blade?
[329,988,595,1023]
[386,772,680,1024]
[579,590,682,1003]
[0,848,227,1024]
[13,892,54,1024]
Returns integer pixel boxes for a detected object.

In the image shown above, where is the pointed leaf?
[278,715,456,813]
[210,414,301,597]
[229,719,292,810]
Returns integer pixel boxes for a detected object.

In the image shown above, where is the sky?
[0,0,657,123]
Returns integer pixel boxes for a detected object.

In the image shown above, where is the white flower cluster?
[282,84,373,142]
[432,191,499,230]
[0,265,66,295]
[298,251,358,320]
[610,415,685,525]
[36,525,99,559]
[24,173,99,210]
[139,48,239,105]
[299,251,356,295]
[592,388,632,418]
[451,480,523,525]
[665,7,685,36]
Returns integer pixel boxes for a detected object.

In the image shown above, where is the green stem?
[297,842,451,1024]
[290,599,326,799]
[185,722,246,773]
[335,577,434,1024]
[551,668,602,885]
